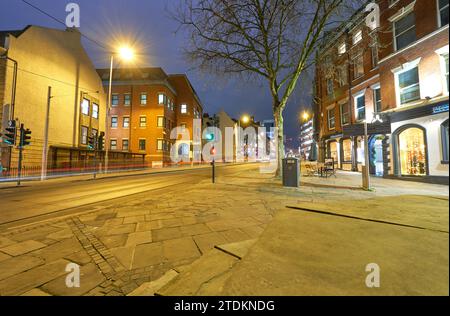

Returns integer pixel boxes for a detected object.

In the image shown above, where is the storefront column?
[351,136,358,172]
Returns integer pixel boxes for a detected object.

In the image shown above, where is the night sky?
[1,0,313,150]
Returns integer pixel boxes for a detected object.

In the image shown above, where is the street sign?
[343,121,391,137]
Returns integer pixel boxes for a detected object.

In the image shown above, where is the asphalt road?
[0,163,258,228]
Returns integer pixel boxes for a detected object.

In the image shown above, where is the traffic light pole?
[17,124,24,186]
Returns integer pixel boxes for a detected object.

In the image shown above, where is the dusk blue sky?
[1,0,314,149]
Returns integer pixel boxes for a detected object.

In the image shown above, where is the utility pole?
[41,86,52,181]
[17,124,24,186]
[362,120,371,191]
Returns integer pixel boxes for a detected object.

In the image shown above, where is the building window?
[394,12,416,51]
[122,139,129,151]
[442,53,449,95]
[140,93,147,105]
[353,30,362,45]
[340,102,350,125]
[181,104,188,114]
[157,139,164,151]
[139,139,146,151]
[371,46,379,68]
[157,116,165,128]
[111,116,118,128]
[326,79,334,96]
[439,0,449,27]
[81,126,88,145]
[112,94,119,106]
[353,54,364,79]
[139,116,147,128]
[338,43,346,55]
[81,99,90,115]
[170,99,175,111]
[338,67,348,87]
[110,139,117,151]
[373,87,382,113]
[123,116,130,128]
[398,67,420,105]
[158,93,167,105]
[124,93,131,106]
[328,108,335,130]
[442,120,449,163]
[398,127,427,176]
[328,141,338,162]
[342,139,352,162]
[181,123,187,131]
[355,94,366,121]
[92,103,99,119]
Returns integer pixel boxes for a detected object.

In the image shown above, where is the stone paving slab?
[1,240,47,256]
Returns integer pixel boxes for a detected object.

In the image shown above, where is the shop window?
[442,120,449,163]
[342,139,352,162]
[398,127,427,176]
[329,141,338,162]
[357,137,365,164]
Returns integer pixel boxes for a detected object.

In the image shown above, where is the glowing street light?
[241,115,250,124]
[105,45,136,173]
[302,111,310,122]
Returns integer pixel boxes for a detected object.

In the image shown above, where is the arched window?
[398,127,427,176]
[442,119,449,163]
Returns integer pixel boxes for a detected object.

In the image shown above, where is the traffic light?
[205,133,215,141]
[21,127,32,147]
[98,132,105,151]
[2,120,17,146]
[88,135,95,150]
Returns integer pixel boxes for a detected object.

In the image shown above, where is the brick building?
[96,68,203,166]
[0,26,108,176]
[315,0,449,183]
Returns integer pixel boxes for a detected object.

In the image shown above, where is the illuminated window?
[373,87,382,113]
[398,67,420,104]
[139,116,147,128]
[399,127,427,176]
[122,139,129,151]
[123,116,130,128]
[157,139,164,151]
[338,43,346,55]
[353,54,364,79]
[140,93,147,105]
[394,12,416,51]
[92,103,99,119]
[327,108,335,130]
[158,93,167,105]
[181,104,188,114]
[353,30,362,45]
[157,116,164,128]
[81,99,90,115]
[355,94,366,121]
[340,102,350,125]
[111,116,118,128]
[110,139,117,151]
[81,126,88,145]
[329,141,338,162]
[124,93,131,106]
[342,139,352,162]
[112,94,119,106]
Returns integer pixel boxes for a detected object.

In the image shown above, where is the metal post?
[41,86,51,181]
[362,120,371,191]
[105,55,114,173]
[17,124,24,186]
[212,158,215,183]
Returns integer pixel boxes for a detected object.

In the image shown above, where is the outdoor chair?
[305,164,318,177]
[324,158,337,178]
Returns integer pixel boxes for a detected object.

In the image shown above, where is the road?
[0,163,257,228]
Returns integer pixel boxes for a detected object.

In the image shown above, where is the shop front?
[390,101,449,184]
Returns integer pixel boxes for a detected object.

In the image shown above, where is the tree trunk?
[273,106,285,178]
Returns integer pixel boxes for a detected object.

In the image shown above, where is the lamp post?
[239,115,250,161]
[104,46,135,173]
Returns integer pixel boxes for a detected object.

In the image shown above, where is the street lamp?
[237,114,251,162]
[105,46,135,173]
[302,111,310,122]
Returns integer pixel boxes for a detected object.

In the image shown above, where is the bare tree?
[171,0,363,175]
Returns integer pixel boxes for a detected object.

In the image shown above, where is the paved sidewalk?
[0,166,448,296]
